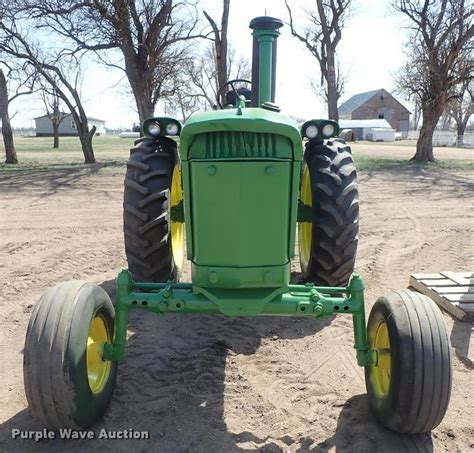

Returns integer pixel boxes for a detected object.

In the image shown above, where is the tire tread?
[302,139,359,286]
[123,138,178,282]
[24,282,117,429]
[366,289,452,433]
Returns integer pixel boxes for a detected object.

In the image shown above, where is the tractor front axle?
[102,270,372,367]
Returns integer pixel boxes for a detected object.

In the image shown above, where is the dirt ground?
[0,144,473,452]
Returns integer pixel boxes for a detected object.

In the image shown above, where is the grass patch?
[1,135,133,171]
[12,135,135,153]
[2,135,473,173]
[353,154,474,172]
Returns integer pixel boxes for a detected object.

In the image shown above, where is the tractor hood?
[180,107,303,161]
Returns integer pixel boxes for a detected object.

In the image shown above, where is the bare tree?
[285,0,352,121]
[395,0,473,162]
[162,57,202,121]
[167,0,242,114]
[310,60,347,110]
[409,96,422,130]
[26,0,201,125]
[165,86,201,122]
[448,80,473,146]
[203,0,230,106]
[0,63,36,164]
[0,68,17,164]
[0,9,98,163]
[40,83,67,148]
[439,109,453,130]
[186,47,220,108]
[182,44,250,113]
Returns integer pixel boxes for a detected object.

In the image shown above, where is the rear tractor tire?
[365,289,452,433]
[123,137,185,282]
[298,138,359,286]
[24,281,117,429]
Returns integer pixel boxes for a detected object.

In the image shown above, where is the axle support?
[102,270,371,367]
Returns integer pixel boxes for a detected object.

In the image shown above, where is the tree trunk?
[217,0,230,107]
[77,125,96,164]
[326,49,339,121]
[455,119,469,147]
[135,91,154,132]
[411,105,444,162]
[0,69,17,164]
[1,110,18,164]
[52,122,59,148]
[412,117,437,162]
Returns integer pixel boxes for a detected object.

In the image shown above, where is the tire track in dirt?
[1,165,474,452]
[375,207,424,289]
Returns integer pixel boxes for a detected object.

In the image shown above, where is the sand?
[0,144,473,452]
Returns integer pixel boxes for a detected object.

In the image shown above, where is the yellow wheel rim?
[87,314,111,394]
[298,164,312,274]
[369,319,391,399]
[170,163,184,271]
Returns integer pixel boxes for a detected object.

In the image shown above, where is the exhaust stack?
[249,16,283,107]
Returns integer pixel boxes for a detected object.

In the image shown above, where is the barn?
[339,88,410,138]
[34,113,106,136]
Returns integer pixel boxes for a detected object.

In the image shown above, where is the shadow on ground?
[0,161,125,197]
[0,276,433,452]
[358,165,474,200]
[450,319,473,369]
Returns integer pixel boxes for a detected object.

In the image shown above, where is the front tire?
[24,281,117,429]
[298,139,359,286]
[365,289,452,433]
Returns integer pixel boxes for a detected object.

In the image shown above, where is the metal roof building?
[34,113,106,137]
[339,88,410,138]
[338,119,396,142]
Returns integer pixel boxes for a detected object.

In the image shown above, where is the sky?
[9,0,410,129]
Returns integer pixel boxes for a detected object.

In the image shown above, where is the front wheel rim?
[369,319,391,399]
[298,164,312,274]
[170,163,184,271]
[86,314,111,394]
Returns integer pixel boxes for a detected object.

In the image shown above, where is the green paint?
[102,271,372,366]
[179,107,302,288]
[190,161,290,265]
[349,275,371,367]
[103,17,373,376]
[187,131,293,160]
[253,30,278,105]
[191,264,290,289]
[180,108,303,160]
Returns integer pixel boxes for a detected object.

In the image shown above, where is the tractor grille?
[192,131,283,159]
[204,131,277,158]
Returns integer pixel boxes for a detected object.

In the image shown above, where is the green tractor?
[24,17,451,434]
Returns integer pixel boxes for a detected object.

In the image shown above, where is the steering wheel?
[217,79,252,109]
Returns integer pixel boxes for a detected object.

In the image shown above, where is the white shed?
[338,119,395,141]
[34,113,106,136]
[367,128,396,142]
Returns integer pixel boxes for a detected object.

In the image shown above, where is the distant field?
[0,135,134,169]
[351,141,474,171]
[1,135,473,172]
[1,133,473,453]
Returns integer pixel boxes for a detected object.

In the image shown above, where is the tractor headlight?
[305,125,319,139]
[147,120,161,137]
[144,117,182,138]
[165,122,179,136]
[322,123,335,138]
